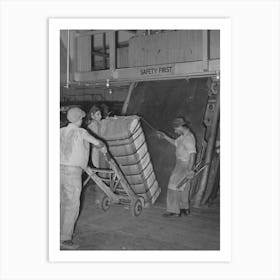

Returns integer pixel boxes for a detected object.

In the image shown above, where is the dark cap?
[172,117,187,128]
[88,105,101,115]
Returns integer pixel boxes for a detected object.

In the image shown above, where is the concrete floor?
[71,183,220,250]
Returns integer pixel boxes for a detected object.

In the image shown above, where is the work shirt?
[60,123,93,169]
[87,121,100,136]
[175,130,196,163]
[87,120,101,168]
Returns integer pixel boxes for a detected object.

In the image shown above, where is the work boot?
[180,208,190,216]
[162,212,181,218]
[60,240,79,250]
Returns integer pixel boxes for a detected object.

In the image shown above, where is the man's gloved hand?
[156,131,166,139]
[100,144,108,154]
[85,166,93,175]
[186,170,195,179]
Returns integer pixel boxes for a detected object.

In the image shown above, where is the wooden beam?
[74,60,220,83]
[66,30,70,88]
[109,31,116,72]
[92,50,109,58]
[91,35,94,70]
[77,30,112,37]
[209,59,220,71]
[75,69,111,82]
[102,33,106,69]
[93,41,128,50]
[69,30,77,81]
[202,30,209,71]
[126,30,138,34]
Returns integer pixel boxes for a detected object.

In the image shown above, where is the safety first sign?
[139,64,175,76]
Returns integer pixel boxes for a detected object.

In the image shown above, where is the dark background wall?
[126,78,209,202]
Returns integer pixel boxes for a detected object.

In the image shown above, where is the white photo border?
[49,18,231,262]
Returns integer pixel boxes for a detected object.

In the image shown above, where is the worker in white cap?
[157,117,196,217]
[60,107,107,249]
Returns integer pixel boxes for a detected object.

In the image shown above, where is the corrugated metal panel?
[77,35,91,72]
[128,31,203,67]
[210,30,220,59]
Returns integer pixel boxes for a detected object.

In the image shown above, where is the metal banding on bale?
[112,144,148,166]
[125,163,154,185]
[106,129,145,157]
[120,152,151,175]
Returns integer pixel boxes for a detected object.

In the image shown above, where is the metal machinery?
[84,152,144,217]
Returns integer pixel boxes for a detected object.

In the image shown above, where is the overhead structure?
[60,29,220,89]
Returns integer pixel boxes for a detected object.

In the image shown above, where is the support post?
[121,82,136,115]
[69,30,77,82]
[109,31,116,73]
[91,35,95,71]
[194,94,220,207]
[102,33,106,69]
[202,30,209,71]
[66,30,70,88]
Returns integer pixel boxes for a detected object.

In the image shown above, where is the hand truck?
[83,152,145,217]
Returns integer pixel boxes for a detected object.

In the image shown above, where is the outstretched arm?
[83,131,107,153]
[156,131,175,145]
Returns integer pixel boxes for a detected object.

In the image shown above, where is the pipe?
[201,156,220,204]
[66,30,70,88]
[193,94,220,207]
[121,82,136,115]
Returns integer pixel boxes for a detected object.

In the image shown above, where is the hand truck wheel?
[101,194,110,211]
[131,198,142,217]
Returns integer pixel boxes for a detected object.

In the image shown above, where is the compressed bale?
[106,131,146,157]
[125,163,153,185]
[120,152,151,175]
[141,182,161,204]
[112,144,148,166]
[115,181,160,204]
[129,172,156,193]
[98,115,160,204]
[99,117,140,140]
[106,123,143,145]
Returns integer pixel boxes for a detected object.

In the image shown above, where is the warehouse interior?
[60,30,220,250]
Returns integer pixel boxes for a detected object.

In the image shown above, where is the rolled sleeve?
[82,129,101,146]
[183,139,196,154]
